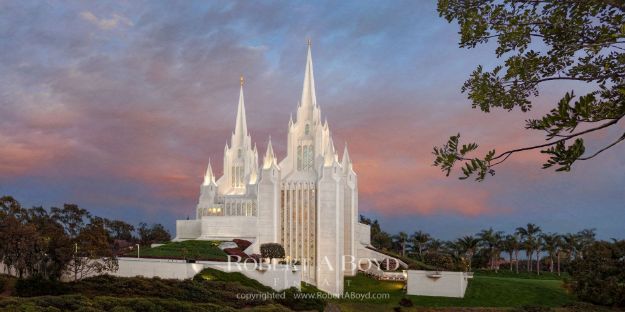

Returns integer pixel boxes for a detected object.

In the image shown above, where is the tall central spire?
[232,75,248,147]
[300,40,317,110]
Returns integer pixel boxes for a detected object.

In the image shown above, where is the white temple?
[175,43,388,295]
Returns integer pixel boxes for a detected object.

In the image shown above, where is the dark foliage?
[0,294,244,312]
[434,0,625,180]
[137,222,171,246]
[568,240,625,307]
[260,243,285,260]
[423,253,455,271]
[14,277,69,297]
[276,287,325,312]
[399,297,414,307]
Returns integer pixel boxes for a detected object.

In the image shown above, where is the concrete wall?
[113,258,205,279]
[175,220,202,240]
[356,223,371,246]
[406,270,469,298]
[199,216,257,240]
[112,258,301,292]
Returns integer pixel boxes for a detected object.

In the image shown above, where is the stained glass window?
[303,145,314,170]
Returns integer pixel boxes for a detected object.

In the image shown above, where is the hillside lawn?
[0,268,324,311]
[334,271,577,312]
[124,240,229,261]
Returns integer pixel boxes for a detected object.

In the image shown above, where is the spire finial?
[298,37,317,111]
[307,38,312,47]
[240,75,244,86]
[231,77,248,147]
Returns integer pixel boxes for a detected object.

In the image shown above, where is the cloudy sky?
[1,1,623,240]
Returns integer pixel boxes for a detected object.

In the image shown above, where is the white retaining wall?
[114,257,300,291]
[406,270,470,298]
[112,258,205,280]
[175,220,202,240]
[199,216,257,240]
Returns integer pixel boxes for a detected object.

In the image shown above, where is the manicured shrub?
[248,253,262,262]
[399,297,413,307]
[260,243,285,260]
[276,287,325,311]
[14,277,69,297]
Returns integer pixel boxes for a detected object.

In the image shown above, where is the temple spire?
[324,137,336,166]
[232,76,248,147]
[342,144,351,165]
[342,144,353,173]
[300,40,317,110]
[263,137,277,169]
[203,160,216,185]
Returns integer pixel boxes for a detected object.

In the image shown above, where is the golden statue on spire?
[240,75,244,86]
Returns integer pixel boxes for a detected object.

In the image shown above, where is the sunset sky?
[1,1,623,240]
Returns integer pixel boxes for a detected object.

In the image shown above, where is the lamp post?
[136,244,140,258]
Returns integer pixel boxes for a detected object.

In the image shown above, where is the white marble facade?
[175,44,370,295]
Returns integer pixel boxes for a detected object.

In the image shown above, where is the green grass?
[334,273,575,312]
[126,240,228,261]
[197,267,272,291]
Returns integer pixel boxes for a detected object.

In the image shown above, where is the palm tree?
[554,235,564,276]
[411,231,430,259]
[541,233,561,273]
[427,239,444,255]
[393,232,409,257]
[576,228,596,259]
[534,235,544,275]
[502,234,521,273]
[516,223,542,273]
[445,240,465,259]
[456,235,480,272]
[477,228,504,270]
[563,233,579,261]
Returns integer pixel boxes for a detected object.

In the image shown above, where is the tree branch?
[579,132,625,160]
[458,118,621,165]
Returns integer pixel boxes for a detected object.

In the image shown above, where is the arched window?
[305,124,310,135]
[231,166,243,188]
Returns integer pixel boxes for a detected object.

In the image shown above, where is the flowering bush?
[233,239,252,251]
